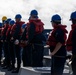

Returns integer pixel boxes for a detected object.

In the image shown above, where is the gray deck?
[0,50,72,75]
[0,65,72,75]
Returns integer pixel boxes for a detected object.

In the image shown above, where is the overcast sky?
[0,0,76,31]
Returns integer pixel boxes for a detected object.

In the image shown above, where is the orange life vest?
[11,21,25,36]
[6,26,12,37]
[2,24,9,36]
[66,24,76,51]
[0,27,3,36]
[26,19,44,39]
[47,24,68,47]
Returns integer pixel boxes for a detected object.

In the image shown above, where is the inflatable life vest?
[26,19,44,38]
[47,24,68,47]
[11,21,25,36]
[0,27,3,36]
[66,24,76,51]
[6,26,12,37]
[2,24,9,35]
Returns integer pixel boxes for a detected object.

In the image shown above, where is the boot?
[12,64,20,73]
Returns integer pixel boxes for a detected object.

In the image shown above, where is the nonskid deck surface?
[0,65,72,75]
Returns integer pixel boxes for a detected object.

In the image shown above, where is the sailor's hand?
[14,39,19,45]
[11,37,14,40]
[50,52,55,56]
[1,40,3,42]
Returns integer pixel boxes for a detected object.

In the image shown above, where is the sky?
[0,0,76,31]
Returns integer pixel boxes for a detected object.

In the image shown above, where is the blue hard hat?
[51,14,61,22]
[7,18,11,22]
[21,24,26,29]
[70,11,76,20]
[15,14,22,19]
[30,10,38,16]
[0,22,2,27]
[9,20,15,25]
[4,18,11,24]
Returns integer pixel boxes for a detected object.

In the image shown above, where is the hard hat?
[15,14,22,19]
[30,10,38,16]
[21,24,26,29]
[7,18,11,22]
[7,18,11,24]
[2,16,7,21]
[70,11,76,20]
[4,18,11,24]
[9,20,15,25]
[51,14,61,22]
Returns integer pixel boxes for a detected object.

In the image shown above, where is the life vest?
[26,19,44,39]
[6,25,12,37]
[66,24,76,51]
[0,27,3,36]
[11,21,25,36]
[10,24,16,36]
[2,24,9,36]
[47,24,68,47]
